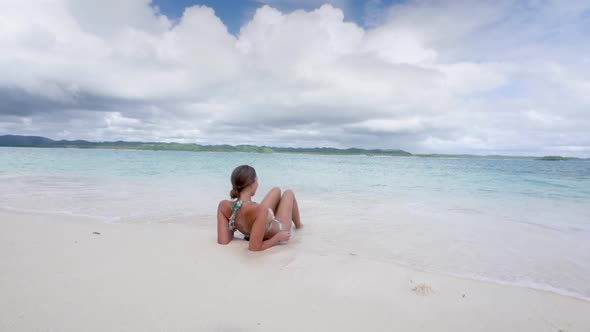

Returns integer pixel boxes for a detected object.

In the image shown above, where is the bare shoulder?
[218,200,233,216]
[218,199,233,207]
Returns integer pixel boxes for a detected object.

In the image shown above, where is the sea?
[1,147,589,301]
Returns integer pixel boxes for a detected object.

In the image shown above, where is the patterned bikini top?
[228,200,254,231]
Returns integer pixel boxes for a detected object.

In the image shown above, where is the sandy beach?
[2,0,590,329]
[1,210,588,332]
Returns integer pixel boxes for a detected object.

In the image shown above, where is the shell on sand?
[412,283,434,296]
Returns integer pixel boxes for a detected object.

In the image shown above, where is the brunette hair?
[230,165,257,199]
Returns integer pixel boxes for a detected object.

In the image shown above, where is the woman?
[217,165,302,251]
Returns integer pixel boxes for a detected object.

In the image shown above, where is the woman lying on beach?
[217,165,302,251]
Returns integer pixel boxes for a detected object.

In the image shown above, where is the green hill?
[0,135,411,156]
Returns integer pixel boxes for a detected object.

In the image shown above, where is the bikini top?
[228,200,254,232]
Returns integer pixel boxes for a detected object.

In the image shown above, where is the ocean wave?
[448,272,590,302]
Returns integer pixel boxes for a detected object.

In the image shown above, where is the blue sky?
[152,0,400,34]
[152,0,259,33]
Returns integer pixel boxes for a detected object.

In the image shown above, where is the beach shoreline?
[1,210,588,332]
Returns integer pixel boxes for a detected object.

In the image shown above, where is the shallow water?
[1,147,589,300]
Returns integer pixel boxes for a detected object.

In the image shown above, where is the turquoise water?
[1,147,589,300]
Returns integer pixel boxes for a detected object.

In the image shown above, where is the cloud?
[0,0,589,156]
[255,0,352,11]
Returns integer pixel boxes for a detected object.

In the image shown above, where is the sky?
[1,0,589,156]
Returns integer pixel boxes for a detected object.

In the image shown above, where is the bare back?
[219,200,265,237]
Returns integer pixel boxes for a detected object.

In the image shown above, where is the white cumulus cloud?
[0,0,589,156]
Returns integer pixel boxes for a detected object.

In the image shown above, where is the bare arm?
[248,206,289,251]
[217,201,234,245]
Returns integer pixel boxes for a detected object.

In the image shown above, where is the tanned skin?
[217,180,302,251]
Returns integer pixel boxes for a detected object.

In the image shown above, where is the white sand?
[1,210,589,332]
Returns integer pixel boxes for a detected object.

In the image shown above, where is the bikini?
[228,200,283,239]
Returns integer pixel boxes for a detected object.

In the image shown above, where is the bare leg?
[276,189,302,229]
[291,192,302,229]
[259,187,281,213]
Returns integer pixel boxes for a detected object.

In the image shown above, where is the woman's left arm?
[217,201,234,244]
[248,206,289,251]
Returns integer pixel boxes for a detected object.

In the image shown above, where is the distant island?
[0,135,587,161]
[0,134,410,156]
